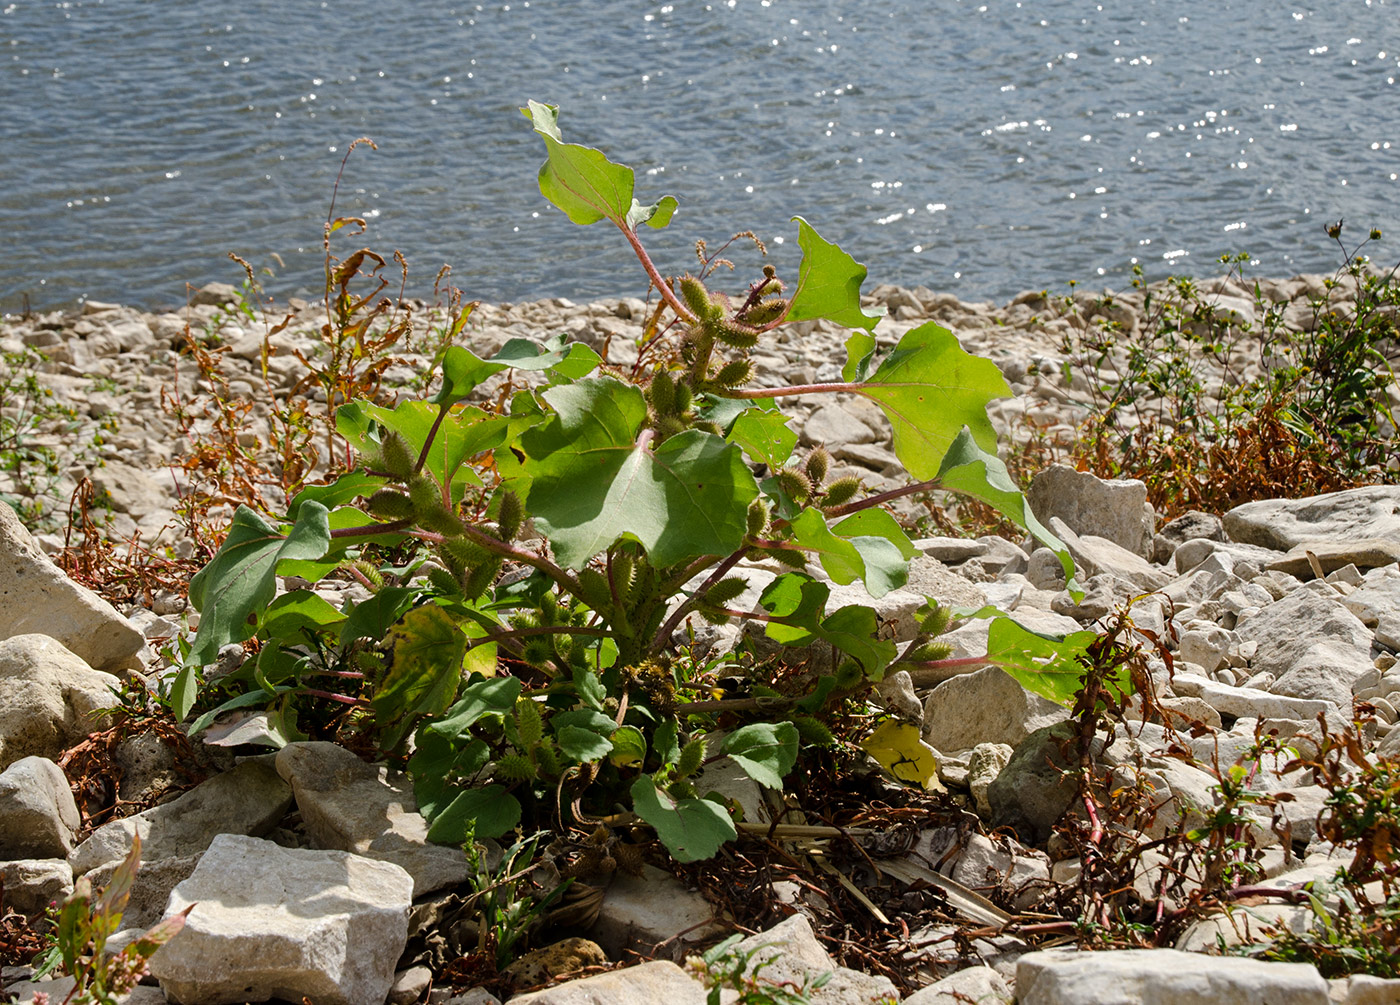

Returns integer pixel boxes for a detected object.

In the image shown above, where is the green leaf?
[609,726,647,768]
[557,724,614,764]
[627,194,678,230]
[653,720,680,767]
[521,378,759,569]
[186,503,332,668]
[258,591,345,641]
[853,321,1010,479]
[721,722,799,789]
[756,573,897,677]
[550,708,618,735]
[970,612,1114,708]
[842,331,878,383]
[524,100,676,231]
[934,427,1079,595]
[831,508,918,560]
[861,720,941,790]
[789,508,909,598]
[339,587,418,645]
[630,775,736,863]
[785,217,884,332]
[186,686,295,740]
[432,334,601,406]
[726,407,797,470]
[288,470,385,521]
[277,506,407,583]
[426,784,521,843]
[573,666,606,711]
[169,665,199,723]
[428,676,523,741]
[409,730,491,819]
[372,605,467,750]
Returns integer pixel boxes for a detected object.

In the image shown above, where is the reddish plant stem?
[619,224,695,325]
[820,477,942,519]
[464,623,611,652]
[650,550,744,653]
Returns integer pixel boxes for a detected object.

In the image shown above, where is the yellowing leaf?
[861,720,942,791]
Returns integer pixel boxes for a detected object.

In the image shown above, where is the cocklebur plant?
[176,100,1101,863]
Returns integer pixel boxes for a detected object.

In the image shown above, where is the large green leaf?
[287,470,384,521]
[426,784,521,843]
[523,100,677,232]
[972,612,1118,708]
[427,676,523,741]
[786,217,884,332]
[934,427,1079,594]
[432,334,601,406]
[842,331,878,383]
[521,378,759,569]
[186,503,332,668]
[726,406,797,470]
[630,775,736,863]
[277,505,407,583]
[721,722,799,790]
[788,508,911,598]
[853,322,1011,479]
[409,728,491,818]
[757,573,897,677]
[339,587,418,645]
[372,604,467,750]
[258,591,346,642]
[556,725,613,764]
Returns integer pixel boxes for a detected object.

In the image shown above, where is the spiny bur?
[366,488,413,521]
[805,446,830,485]
[409,475,461,535]
[534,742,562,776]
[714,320,759,350]
[649,369,676,415]
[775,466,814,504]
[515,698,543,748]
[680,275,721,320]
[495,489,523,542]
[496,753,536,783]
[746,498,769,538]
[711,359,754,388]
[741,297,789,326]
[821,475,861,509]
[378,430,416,481]
[676,736,707,778]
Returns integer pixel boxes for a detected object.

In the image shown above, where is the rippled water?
[3,0,1398,312]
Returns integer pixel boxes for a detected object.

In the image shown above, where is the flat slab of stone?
[149,833,412,1005]
[1029,465,1154,558]
[589,864,723,959]
[275,741,469,897]
[0,502,144,672]
[1224,486,1400,552]
[508,960,707,1004]
[69,756,291,875]
[1016,947,1328,1005]
[1268,538,1400,579]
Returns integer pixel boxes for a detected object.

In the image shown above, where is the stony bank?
[1,271,1399,1005]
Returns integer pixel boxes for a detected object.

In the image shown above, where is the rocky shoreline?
[2,274,1399,1004]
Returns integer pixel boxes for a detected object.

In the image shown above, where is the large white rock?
[1224,486,1400,552]
[149,834,412,1005]
[726,915,898,1005]
[0,755,81,857]
[274,741,469,897]
[69,756,292,875]
[0,502,144,671]
[1233,584,1373,679]
[1049,518,1170,593]
[0,858,73,915]
[0,634,120,770]
[923,665,1068,753]
[1028,465,1155,558]
[507,960,707,1005]
[904,965,1012,1004]
[1016,947,1328,1004]
[589,864,724,959]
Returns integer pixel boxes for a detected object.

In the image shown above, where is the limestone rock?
[904,965,1012,1004]
[86,853,201,930]
[69,756,292,876]
[966,742,1013,817]
[0,634,121,770]
[1171,675,1345,729]
[923,666,1068,753]
[1224,486,1400,552]
[1268,639,1372,709]
[1268,538,1400,579]
[1048,518,1170,593]
[274,741,469,897]
[0,503,144,672]
[507,960,706,1005]
[727,915,898,1005]
[1340,975,1400,1005]
[1015,947,1328,1004]
[987,722,1088,844]
[1027,465,1154,558]
[1233,584,1372,679]
[0,755,81,858]
[149,834,412,1005]
[0,858,73,915]
[589,864,723,959]
[1152,510,1225,564]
